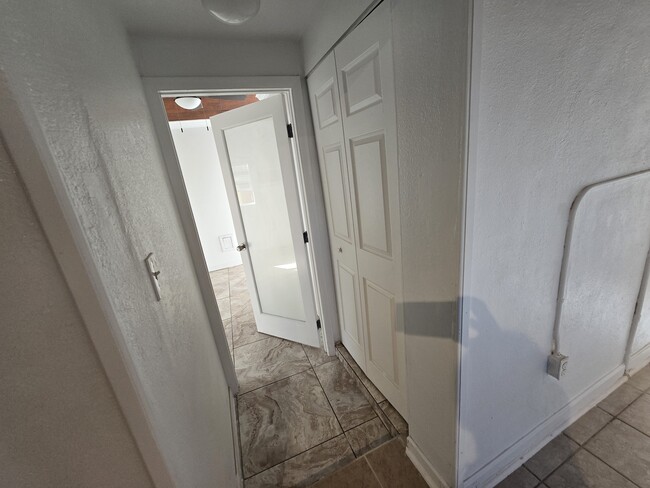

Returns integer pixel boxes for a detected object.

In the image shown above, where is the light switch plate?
[145,252,161,301]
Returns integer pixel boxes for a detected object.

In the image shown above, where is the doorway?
[168,91,320,348]
[145,77,404,486]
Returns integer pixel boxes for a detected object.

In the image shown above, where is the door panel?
[308,54,367,367]
[338,263,363,345]
[210,95,320,347]
[340,45,382,116]
[314,79,340,129]
[222,116,306,322]
[364,278,398,383]
[323,145,353,242]
[349,131,392,258]
[335,2,407,416]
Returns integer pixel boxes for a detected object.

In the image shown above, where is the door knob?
[236,243,247,252]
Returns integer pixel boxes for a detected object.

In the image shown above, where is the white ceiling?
[109,0,322,39]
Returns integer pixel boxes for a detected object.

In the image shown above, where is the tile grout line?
[361,456,385,488]
[581,404,647,488]
[336,346,399,437]
[308,349,351,453]
[544,444,643,488]
[307,344,389,463]
[243,431,349,481]
[538,400,645,488]
[238,365,313,397]
[615,416,650,439]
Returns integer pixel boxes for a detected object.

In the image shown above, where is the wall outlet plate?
[547,352,569,380]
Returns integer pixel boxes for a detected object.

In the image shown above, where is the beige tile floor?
[497,364,650,488]
[210,266,409,487]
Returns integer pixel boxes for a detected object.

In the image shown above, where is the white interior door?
[210,95,320,347]
[308,2,407,416]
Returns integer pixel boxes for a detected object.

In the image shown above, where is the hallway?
[209,266,411,486]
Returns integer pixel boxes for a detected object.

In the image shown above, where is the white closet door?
[335,1,407,416]
[308,54,367,367]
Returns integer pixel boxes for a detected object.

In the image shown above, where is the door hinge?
[303,231,309,243]
[287,123,294,138]
[316,319,321,329]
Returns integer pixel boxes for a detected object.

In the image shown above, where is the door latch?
[236,243,247,252]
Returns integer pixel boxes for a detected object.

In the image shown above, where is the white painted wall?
[460,0,650,484]
[390,0,470,486]
[0,137,153,488]
[170,120,242,271]
[301,0,376,74]
[131,35,303,77]
[0,1,238,486]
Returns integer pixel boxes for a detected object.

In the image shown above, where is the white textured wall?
[461,0,650,482]
[170,120,242,271]
[0,138,153,488]
[0,1,238,486]
[301,0,375,73]
[131,35,303,77]
[391,0,470,485]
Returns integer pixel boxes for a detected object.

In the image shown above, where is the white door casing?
[210,95,320,348]
[308,2,407,417]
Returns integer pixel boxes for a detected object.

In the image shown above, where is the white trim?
[288,78,341,355]
[627,343,650,375]
[458,0,483,485]
[142,76,339,359]
[229,389,245,488]
[463,365,625,488]
[406,437,450,488]
[625,247,650,370]
[0,74,175,487]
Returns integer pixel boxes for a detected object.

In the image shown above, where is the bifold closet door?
[308,2,407,417]
[308,54,367,368]
[334,1,406,416]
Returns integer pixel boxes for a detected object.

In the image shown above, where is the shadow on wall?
[400,298,577,487]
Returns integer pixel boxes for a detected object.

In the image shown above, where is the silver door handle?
[236,243,247,252]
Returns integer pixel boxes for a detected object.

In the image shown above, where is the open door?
[210,95,320,347]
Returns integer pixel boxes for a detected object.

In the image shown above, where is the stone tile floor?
[497,364,650,488]
[312,437,428,488]
[210,266,411,487]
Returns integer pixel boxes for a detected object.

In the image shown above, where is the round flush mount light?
[174,97,202,110]
[201,0,261,25]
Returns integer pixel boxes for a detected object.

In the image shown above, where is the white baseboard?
[405,436,450,488]
[208,255,243,272]
[628,344,650,375]
[462,365,626,488]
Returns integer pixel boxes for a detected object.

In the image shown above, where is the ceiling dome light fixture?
[174,97,202,110]
[201,0,261,25]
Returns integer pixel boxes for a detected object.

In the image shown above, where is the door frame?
[142,76,340,363]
